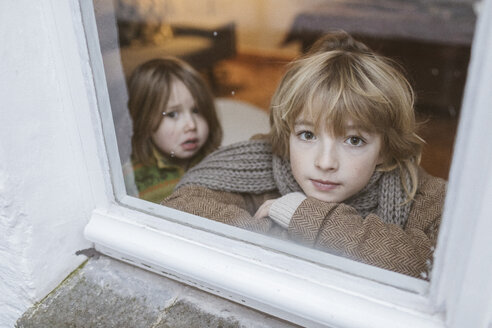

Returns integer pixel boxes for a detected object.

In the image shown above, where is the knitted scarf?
[176,139,412,226]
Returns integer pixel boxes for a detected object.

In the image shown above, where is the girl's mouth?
[181,138,199,151]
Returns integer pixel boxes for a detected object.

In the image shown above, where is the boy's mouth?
[310,179,340,191]
[181,138,199,151]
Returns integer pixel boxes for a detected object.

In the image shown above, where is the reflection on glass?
[93,0,475,279]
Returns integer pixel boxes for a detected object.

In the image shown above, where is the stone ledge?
[16,256,299,328]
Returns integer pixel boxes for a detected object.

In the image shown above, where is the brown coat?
[162,169,446,279]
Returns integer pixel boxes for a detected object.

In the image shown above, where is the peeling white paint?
[0,1,95,326]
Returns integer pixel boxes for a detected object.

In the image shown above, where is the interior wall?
[0,1,95,326]
[115,0,480,56]
[115,0,326,55]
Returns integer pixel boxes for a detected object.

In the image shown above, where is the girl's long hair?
[128,57,222,165]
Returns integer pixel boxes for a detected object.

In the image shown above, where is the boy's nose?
[314,142,338,171]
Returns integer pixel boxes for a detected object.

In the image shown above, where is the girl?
[128,57,222,203]
[162,32,446,279]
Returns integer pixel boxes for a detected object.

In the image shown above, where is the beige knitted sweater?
[162,169,446,279]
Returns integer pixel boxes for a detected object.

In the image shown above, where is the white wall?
[0,1,96,325]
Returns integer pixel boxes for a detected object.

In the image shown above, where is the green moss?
[39,259,89,305]
[15,259,89,326]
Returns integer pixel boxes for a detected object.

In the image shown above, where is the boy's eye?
[345,136,365,146]
[298,131,316,141]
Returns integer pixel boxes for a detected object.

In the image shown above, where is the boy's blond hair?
[128,57,222,165]
[268,31,423,199]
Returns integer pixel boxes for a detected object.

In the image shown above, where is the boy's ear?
[376,150,387,167]
[377,139,388,166]
[377,153,384,165]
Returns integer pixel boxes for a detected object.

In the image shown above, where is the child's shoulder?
[417,167,447,197]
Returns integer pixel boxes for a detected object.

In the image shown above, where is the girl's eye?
[345,136,365,146]
[192,107,200,114]
[165,111,178,118]
[298,131,316,141]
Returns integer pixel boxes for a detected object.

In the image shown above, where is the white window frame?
[67,0,492,326]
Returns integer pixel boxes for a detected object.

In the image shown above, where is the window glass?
[92,0,476,280]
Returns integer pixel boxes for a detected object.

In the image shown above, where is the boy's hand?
[253,199,276,220]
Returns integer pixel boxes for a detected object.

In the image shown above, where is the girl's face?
[152,79,209,160]
[289,116,383,203]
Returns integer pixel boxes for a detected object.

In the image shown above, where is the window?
[75,0,492,326]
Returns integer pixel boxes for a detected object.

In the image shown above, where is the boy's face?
[289,116,383,203]
[152,79,209,159]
